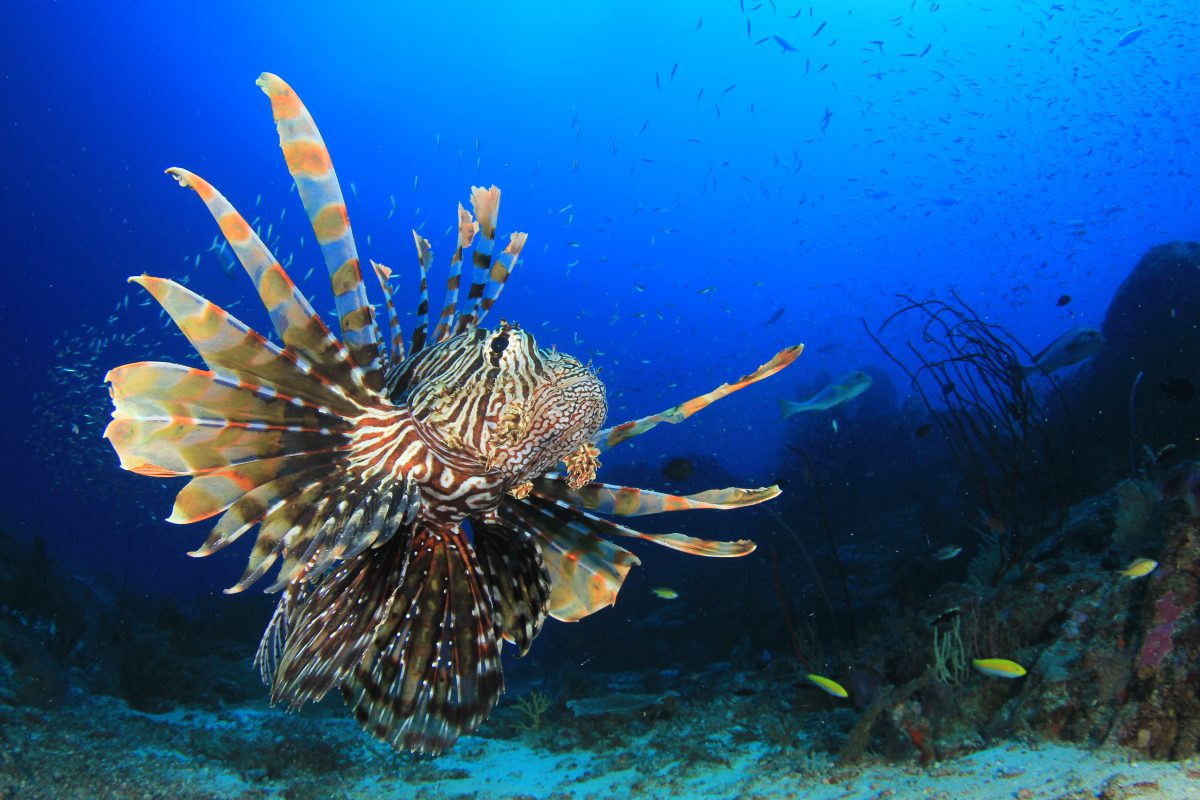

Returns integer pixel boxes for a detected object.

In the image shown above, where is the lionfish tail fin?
[293,526,504,755]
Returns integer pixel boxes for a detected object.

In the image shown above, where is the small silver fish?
[1022,327,1104,376]
[780,371,872,417]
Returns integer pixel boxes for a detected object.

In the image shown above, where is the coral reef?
[0,528,263,719]
[827,465,1200,764]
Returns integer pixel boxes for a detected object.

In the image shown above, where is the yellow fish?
[651,587,679,600]
[805,673,849,698]
[973,658,1026,679]
[1118,558,1157,579]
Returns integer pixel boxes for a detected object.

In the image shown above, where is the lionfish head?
[483,324,607,483]
[408,322,607,484]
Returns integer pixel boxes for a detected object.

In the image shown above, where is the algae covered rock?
[1117,502,1200,758]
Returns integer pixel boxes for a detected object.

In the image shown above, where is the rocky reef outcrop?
[839,463,1200,763]
[1069,240,1200,490]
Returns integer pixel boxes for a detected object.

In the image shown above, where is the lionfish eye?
[491,335,509,354]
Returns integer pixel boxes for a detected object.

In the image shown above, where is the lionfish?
[103,73,802,755]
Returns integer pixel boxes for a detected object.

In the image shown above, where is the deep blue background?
[2,1,1196,606]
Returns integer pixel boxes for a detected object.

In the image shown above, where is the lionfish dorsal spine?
[256,72,385,391]
[409,231,433,353]
[163,167,370,398]
[454,185,501,335]
[431,202,476,343]
[475,231,527,327]
[369,259,404,363]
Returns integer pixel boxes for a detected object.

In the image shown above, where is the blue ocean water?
[3,1,1200,796]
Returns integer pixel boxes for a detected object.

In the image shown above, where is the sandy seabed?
[2,692,1198,800]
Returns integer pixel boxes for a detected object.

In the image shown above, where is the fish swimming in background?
[933,545,962,561]
[805,673,848,698]
[973,658,1027,679]
[1020,326,1105,376]
[661,456,695,481]
[773,35,797,54]
[1118,558,1157,580]
[651,587,679,600]
[779,370,873,418]
[101,74,802,756]
[1117,27,1144,47]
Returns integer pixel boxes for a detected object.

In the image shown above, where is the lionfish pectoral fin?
[499,498,640,623]
[331,526,504,755]
[270,524,503,757]
[532,475,780,516]
[601,528,756,557]
[527,476,767,557]
[268,533,410,708]
[473,521,550,656]
[594,344,803,451]
[106,274,420,595]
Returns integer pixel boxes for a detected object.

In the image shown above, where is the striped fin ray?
[271,535,410,709]
[229,476,334,592]
[104,406,338,480]
[107,362,346,437]
[473,520,550,655]
[370,260,404,363]
[179,440,416,594]
[340,527,504,754]
[476,231,527,329]
[410,232,433,353]
[170,453,341,526]
[531,476,781,516]
[432,203,477,343]
[108,277,422,595]
[595,344,804,452]
[498,497,640,623]
[234,469,414,595]
[129,276,365,411]
[256,72,384,390]
[454,186,501,334]
[256,580,303,685]
[164,168,364,395]
[524,493,755,559]
[188,466,330,561]
[249,403,423,591]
